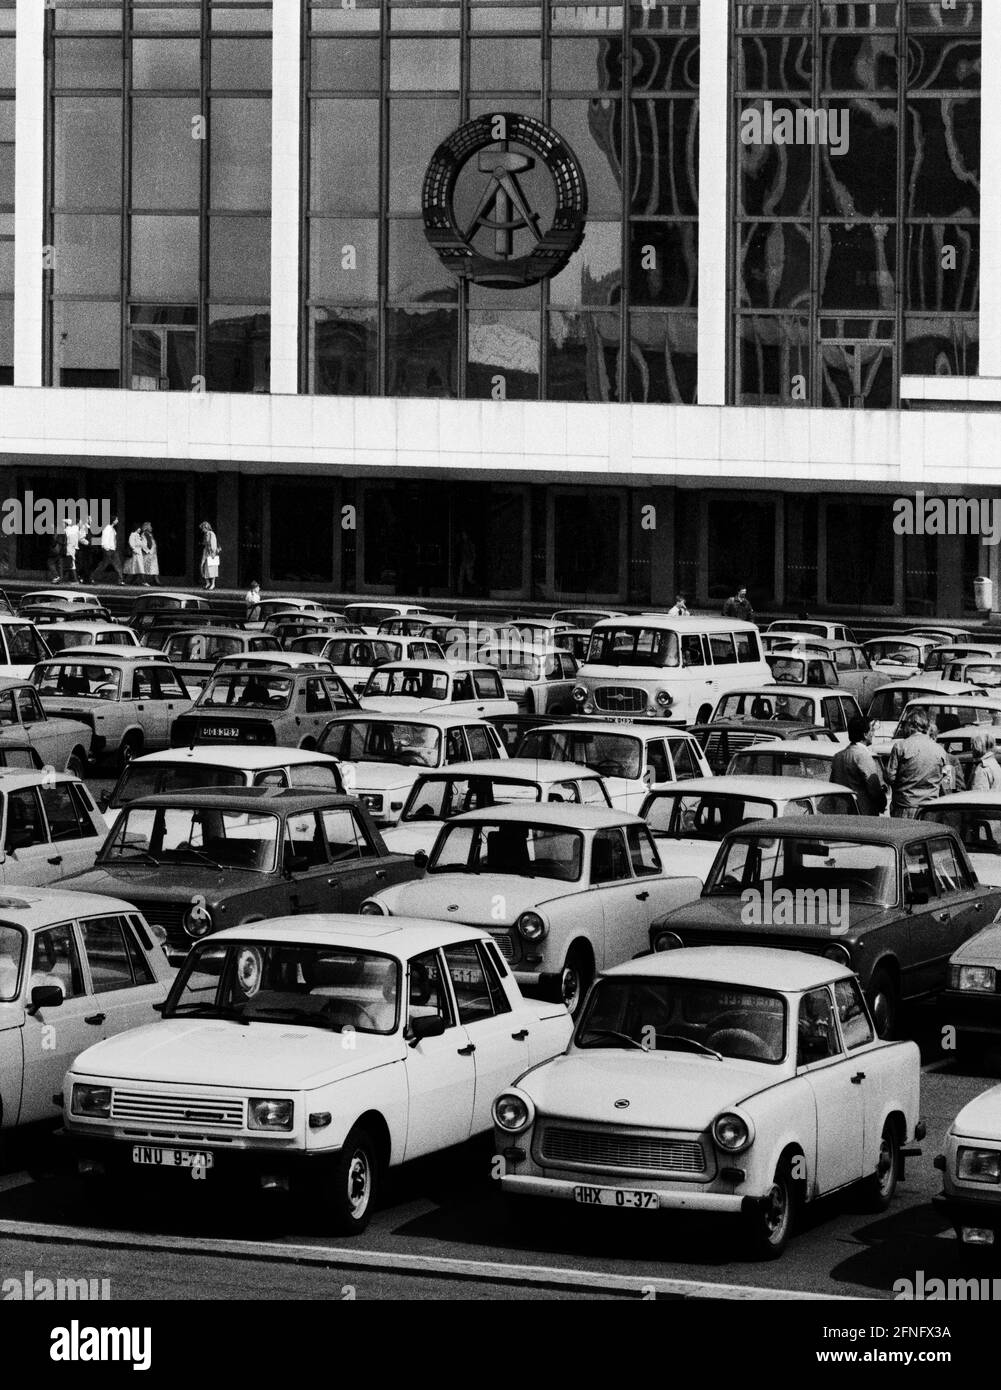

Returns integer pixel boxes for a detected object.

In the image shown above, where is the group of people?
[660,587,756,622]
[51,517,221,589]
[830,712,1001,819]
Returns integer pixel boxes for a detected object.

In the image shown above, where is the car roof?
[874,680,984,695]
[368,659,495,672]
[216,651,333,667]
[736,814,945,844]
[167,628,259,642]
[127,746,340,768]
[411,758,599,780]
[46,645,169,661]
[904,694,1001,708]
[527,721,694,740]
[0,886,150,929]
[323,711,495,729]
[647,776,848,798]
[0,769,77,791]
[733,740,837,757]
[0,676,33,692]
[592,615,759,633]
[606,945,853,990]
[729,685,848,700]
[453,803,639,829]
[45,620,130,632]
[128,787,357,812]
[210,913,491,954]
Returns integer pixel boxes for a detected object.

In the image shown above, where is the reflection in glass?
[819,223,896,312]
[311,219,379,302]
[736,315,810,406]
[627,313,696,403]
[209,217,270,301]
[737,222,810,309]
[311,308,379,396]
[551,99,623,217]
[207,307,270,393]
[547,311,621,403]
[905,98,979,218]
[629,222,697,306]
[548,223,622,308]
[467,311,540,399]
[630,98,698,215]
[388,220,458,303]
[903,317,978,377]
[386,308,459,397]
[389,99,459,212]
[905,223,978,312]
[131,98,201,208]
[53,300,121,387]
[310,100,380,214]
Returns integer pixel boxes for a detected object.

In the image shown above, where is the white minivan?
[571,615,769,725]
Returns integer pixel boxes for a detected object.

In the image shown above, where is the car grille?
[128,900,188,949]
[592,687,647,714]
[537,1123,706,1176]
[112,1090,244,1130]
[486,927,521,966]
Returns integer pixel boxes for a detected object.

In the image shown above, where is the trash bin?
[975,576,993,612]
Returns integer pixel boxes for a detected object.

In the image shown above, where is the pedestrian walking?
[666,593,689,617]
[62,518,80,583]
[830,716,887,815]
[885,708,949,818]
[124,524,147,585]
[142,522,159,586]
[722,586,755,623]
[968,731,1001,792]
[245,580,262,621]
[90,515,123,585]
[199,520,220,591]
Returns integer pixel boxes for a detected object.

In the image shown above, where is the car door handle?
[47,855,63,865]
[457,1043,476,1056]
[511,1029,529,1041]
[934,911,951,922]
[636,891,649,901]
[973,902,982,911]
[85,1013,105,1026]
[374,869,387,879]
[850,1071,866,1085]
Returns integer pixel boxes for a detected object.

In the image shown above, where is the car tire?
[743,1156,797,1260]
[117,734,142,773]
[66,750,87,780]
[558,945,592,1019]
[860,1120,900,1213]
[865,968,899,1040]
[326,1125,379,1235]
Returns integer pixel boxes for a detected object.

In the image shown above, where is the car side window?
[669,739,701,780]
[680,634,705,667]
[132,667,155,700]
[305,678,333,714]
[445,727,468,763]
[253,769,291,788]
[559,653,579,677]
[626,824,661,876]
[453,672,474,701]
[443,941,510,1024]
[30,922,85,999]
[797,987,842,1066]
[709,634,737,665]
[408,949,454,1031]
[0,692,15,725]
[579,777,610,806]
[903,843,935,903]
[465,726,493,760]
[833,977,874,1050]
[646,740,671,784]
[284,812,326,867]
[322,807,374,860]
[288,762,341,789]
[153,669,187,698]
[822,697,846,732]
[5,787,47,850]
[929,836,970,895]
[474,670,504,698]
[79,914,149,993]
[591,828,631,884]
[16,688,44,724]
[41,783,87,842]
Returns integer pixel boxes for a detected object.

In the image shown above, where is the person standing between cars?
[722,586,755,623]
[142,522,159,586]
[245,579,262,621]
[968,731,1001,792]
[666,593,689,617]
[62,517,80,583]
[124,523,146,585]
[199,520,220,591]
[91,514,123,584]
[886,708,950,818]
[830,716,887,815]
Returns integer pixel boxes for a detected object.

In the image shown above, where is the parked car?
[246,598,332,631]
[774,641,888,707]
[641,777,858,883]
[765,620,859,644]
[99,745,347,828]
[0,888,174,1137]
[269,615,353,647]
[309,635,446,693]
[908,625,973,644]
[707,686,864,741]
[33,650,193,770]
[922,644,1001,680]
[130,592,211,621]
[866,680,985,740]
[0,770,106,883]
[766,651,840,689]
[362,803,704,1015]
[876,696,1001,758]
[170,664,359,751]
[0,677,92,775]
[318,712,508,825]
[38,621,141,653]
[61,917,573,1231]
[691,721,839,776]
[381,758,612,856]
[934,1087,1001,1249]
[649,816,1001,1037]
[514,720,710,814]
[62,787,421,965]
[131,611,236,644]
[358,660,517,720]
[551,608,625,629]
[945,660,1001,689]
[343,602,430,634]
[479,642,579,715]
[863,636,943,680]
[18,589,105,614]
[725,740,842,780]
[377,615,452,638]
[494,947,922,1258]
[0,617,51,678]
[161,629,283,695]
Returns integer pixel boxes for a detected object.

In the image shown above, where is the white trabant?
[640,777,858,884]
[573,616,769,725]
[866,680,986,740]
[479,642,580,715]
[921,643,1001,681]
[358,659,517,719]
[318,712,508,825]
[61,916,573,1233]
[362,804,703,1016]
[725,739,840,780]
[863,636,943,680]
[872,695,1001,764]
[708,685,863,741]
[934,1086,1001,1250]
[342,602,431,635]
[493,947,924,1257]
[512,720,711,814]
[0,888,174,1135]
[382,758,611,857]
[308,635,446,694]
[40,622,141,653]
[765,620,859,644]
[0,617,52,679]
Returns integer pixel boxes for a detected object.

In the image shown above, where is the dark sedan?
[59,786,421,964]
[648,815,1001,1038]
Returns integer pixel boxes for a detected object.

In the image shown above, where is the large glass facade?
[46,0,272,390]
[305,0,698,402]
[0,1,13,385]
[733,0,980,408]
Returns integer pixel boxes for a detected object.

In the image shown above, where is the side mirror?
[407,1014,446,1045]
[29,984,64,1014]
[413,849,428,870]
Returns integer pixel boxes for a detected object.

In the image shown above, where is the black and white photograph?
[0,0,996,1360]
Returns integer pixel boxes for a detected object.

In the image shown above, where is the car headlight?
[516,911,547,941]
[652,930,683,952]
[72,1084,112,1118]
[823,943,852,966]
[183,902,213,938]
[950,964,997,992]
[493,1091,534,1133]
[712,1112,752,1153]
[655,690,672,707]
[248,1098,294,1132]
[572,685,587,703]
[360,900,387,916]
[958,1147,1001,1183]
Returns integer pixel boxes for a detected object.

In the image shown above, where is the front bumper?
[942,989,1001,1037]
[59,1129,318,1190]
[932,1191,1001,1244]
[499,1172,753,1214]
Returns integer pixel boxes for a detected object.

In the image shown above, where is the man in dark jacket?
[722,586,754,623]
[830,716,887,815]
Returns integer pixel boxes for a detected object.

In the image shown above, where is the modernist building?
[0,0,996,617]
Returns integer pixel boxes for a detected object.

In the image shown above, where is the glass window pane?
[0,145,11,207]
[131,38,200,88]
[54,97,122,208]
[130,215,199,298]
[903,317,978,377]
[389,99,460,212]
[629,221,697,306]
[552,39,623,91]
[627,312,697,403]
[632,99,699,215]
[470,7,541,33]
[131,98,201,208]
[737,34,812,92]
[212,39,272,89]
[819,98,897,218]
[210,99,272,209]
[53,214,121,294]
[387,219,458,303]
[209,217,270,300]
[310,38,380,90]
[55,8,123,33]
[0,299,11,381]
[54,37,121,88]
[310,218,379,301]
[52,301,121,387]
[738,119,812,217]
[207,306,271,392]
[632,35,699,93]
[311,307,379,395]
[737,222,812,309]
[311,2,381,33]
[548,222,622,308]
[550,99,623,217]
[819,223,896,312]
[211,8,273,34]
[132,7,204,35]
[390,39,460,90]
[469,39,541,91]
[467,310,540,399]
[386,307,458,397]
[310,100,380,213]
[905,223,978,312]
[0,238,10,293]
[735,314,811,406]
[546,311,621,402]
[905,98,980,218]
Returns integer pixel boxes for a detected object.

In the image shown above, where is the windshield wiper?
[656,1033,723,1060]
[241,1004,338,1027]
[169,1002,250,1025]
[109,848,161,864]
[578,1027,649,1052]
[175,847,225,870]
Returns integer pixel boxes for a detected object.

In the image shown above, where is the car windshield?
[919,806,1001,856]
[429,820,584,881]
[768,657,807,683]
[868,641,922,663]
[714,692,814,722]
[517,729,642,780]
[705,834,897,906]
[34,662,122,700]
[586,626,680,668]
[201,672,293,709]
[168,940,400,1034]
[730,752,833,779]
[868,688,929,723]
[320,719,442,767]
[576,977,787,1064]
[364,667,449,700]
[103,806,280,871]
[0,923,24,1002]
[894,703,995,737]
[484,651,542,680]
[112,763,247,807]
[168,634,244,662]
[964,665,1001,687]
[324,640,398,666]
[402,776,541,822]
[645,793,779,839]
[346,606,397,627]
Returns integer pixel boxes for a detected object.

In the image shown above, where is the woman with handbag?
[142,522,159,586]
[124,524,147,586]
[199,520,220,591]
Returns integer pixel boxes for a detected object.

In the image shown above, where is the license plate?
[572,1184,659,1210]
[961,1226,995,1245]
[132,1145,214,1170]
[201,725,239,739]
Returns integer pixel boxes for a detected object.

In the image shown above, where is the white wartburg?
[62,915,572,1234]
[362,804,703,1016]
[493,947,924,1258]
